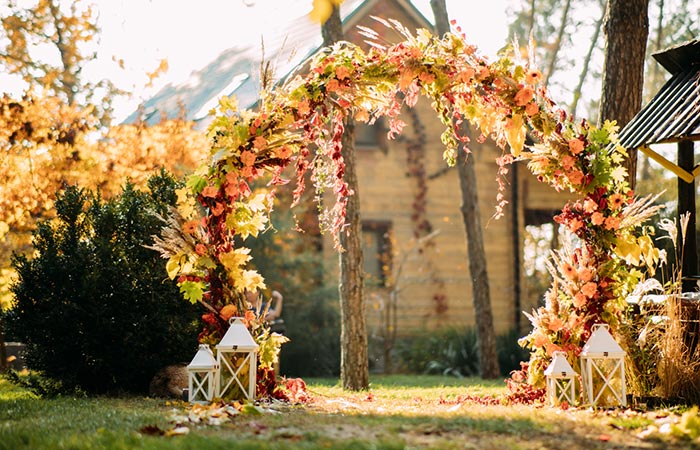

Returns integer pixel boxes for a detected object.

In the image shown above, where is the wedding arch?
[152,19,661,385]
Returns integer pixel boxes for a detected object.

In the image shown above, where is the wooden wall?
[321,0,572,337]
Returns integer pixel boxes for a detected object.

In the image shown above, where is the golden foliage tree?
[0,94,208,309]
[0,0,122,125]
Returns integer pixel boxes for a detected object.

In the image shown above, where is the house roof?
[124,0,432,129]
[618,39,700,149]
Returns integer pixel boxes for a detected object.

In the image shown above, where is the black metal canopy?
[618,39,700,150]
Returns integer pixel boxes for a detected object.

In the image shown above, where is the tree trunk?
[322,6,369,391]
[430,0,500,379]
[599,0,649,189]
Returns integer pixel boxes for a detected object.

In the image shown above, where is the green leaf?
[186,174,207,195]
[196,255,218,270]
[180,280,205,304]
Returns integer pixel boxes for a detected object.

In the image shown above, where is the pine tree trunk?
[599,0,649,189]
[322,6,369,391]
[430,0,500,379]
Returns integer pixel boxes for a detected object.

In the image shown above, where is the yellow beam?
[639,145,695,183]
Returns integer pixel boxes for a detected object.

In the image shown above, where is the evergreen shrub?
[6,171,200,394]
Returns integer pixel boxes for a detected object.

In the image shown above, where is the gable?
[124,0,433,129]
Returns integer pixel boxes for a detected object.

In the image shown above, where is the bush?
[497,328,531,377]
[6,171,200,394]
[279,285,341,377]
[394,327,530,377]
[394,328,479,377]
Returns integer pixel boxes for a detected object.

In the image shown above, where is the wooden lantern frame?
[187,343,218,403]
[580,324,627,407]
[544,351,577,406]
[216,317,259,401]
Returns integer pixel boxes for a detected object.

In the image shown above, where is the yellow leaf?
[614,234,642,266]
[505,114,525,156]
[166,254,191,279]
[234,269,266,293]
[309,0,333,23]
[219,248,251,272]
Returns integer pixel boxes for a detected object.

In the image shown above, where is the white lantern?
[580,323,626,407]
[216,317,259,401]
[187,344,218,404]
[544,351,577,406]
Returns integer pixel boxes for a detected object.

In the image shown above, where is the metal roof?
[618,39,700,149]
[123,0,432,130]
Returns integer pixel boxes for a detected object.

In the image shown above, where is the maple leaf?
[219,248,252,273]
[180,280,205,304]
[610,165,628,184]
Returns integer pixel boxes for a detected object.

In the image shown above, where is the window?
[362,221,392,287]
[355,118,387,152]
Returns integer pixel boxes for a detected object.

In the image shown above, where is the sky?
[85,0,509,122]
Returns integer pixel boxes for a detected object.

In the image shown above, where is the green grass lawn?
[0,375,693,449]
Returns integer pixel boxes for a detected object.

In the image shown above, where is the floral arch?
[152,20,661,387]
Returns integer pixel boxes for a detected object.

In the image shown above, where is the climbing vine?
[151,19,662,386]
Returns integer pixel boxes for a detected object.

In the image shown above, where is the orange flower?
[608,193,625,210]
[569,217,584,232]
[548,317,564,332]
[244,309,256,323]
[514,86,534,106]
[590,211,605,226]
[220,304,238,322]
[578,268,594,282]
[581,281,598,298]
[525,102,539,116]
[546,343,563,356]
[296,99,311,116]
[183,220,199,234]
[573,292,587,308]
[326,78,341,92]
[526,69,543,85]
[195,243,207,256]
[241,149,257,166]
[567,170,584,186]
[562,262,576,280]
[561,155,576,171]
[604,216,620,230]
[210,202,225,216]
[533,332,548,347]
[583,198,598,213]
[568,138,585,155]
[335,65,350,80]
[201,185,219,198]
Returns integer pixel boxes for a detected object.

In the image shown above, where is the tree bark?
[599,0,649,190]
[430,0,500,379]
[322,6,369,390]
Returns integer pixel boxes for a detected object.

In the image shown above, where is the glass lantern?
[544,351,577,406]
[580,324,626,407]
[187,344,218,404]
[216,317,259,401]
